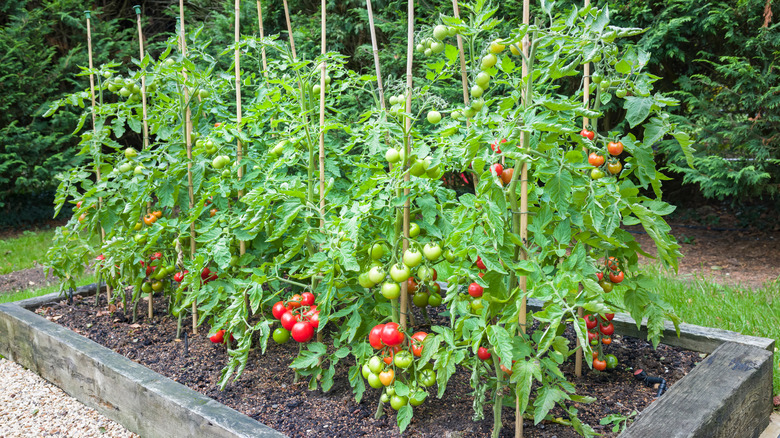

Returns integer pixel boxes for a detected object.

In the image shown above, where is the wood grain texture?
[619,342,773,438]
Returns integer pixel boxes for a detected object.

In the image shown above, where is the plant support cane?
[399,0,415,331]
[84,10,110,307]
[178,0,199,334]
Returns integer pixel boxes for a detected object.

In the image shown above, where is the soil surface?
[36,294,702,438]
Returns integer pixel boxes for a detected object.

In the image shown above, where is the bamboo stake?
[315,0,328,347]
[366,0,386,111]
[282,0,297,59]
[256,1,268,74]
[452,0,469,118]
[84,11,111,306]
[399,0,415,331]
[132,5,153,320]
[177,2,198,335]
[574,0,591,380]
[515,2,530,437]
[235,0,248,315]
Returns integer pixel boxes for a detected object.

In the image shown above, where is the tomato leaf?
[533,385,568,425]
[396,405,413,433]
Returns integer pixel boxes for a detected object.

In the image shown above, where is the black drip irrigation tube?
[633,369,667,397]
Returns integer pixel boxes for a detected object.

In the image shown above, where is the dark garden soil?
[36,294,702,438]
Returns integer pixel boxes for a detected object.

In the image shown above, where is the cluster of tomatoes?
[465,256,490,313]
[209,329,235,344]
[416,24,455,57]
[584,313,618,371]
[487,138,515,185]
[582,130,625,180]
[384,142,443,180]
[362,323,434,410]
[357,227,448,312]
[271,292,320,344]
[597,256,625,293]
[138,252,176,294]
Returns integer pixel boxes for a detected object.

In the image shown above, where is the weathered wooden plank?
[0,303,287,438]
[619,341,774,438]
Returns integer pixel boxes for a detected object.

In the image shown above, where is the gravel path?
[0,358,137,438]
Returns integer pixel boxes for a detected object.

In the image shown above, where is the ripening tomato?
[287,294,303,309]
[593,358,607,371]
[607,141,624,156]
[407,277,419,294]
[607,160,623,175]
[411,331,428,357]
[500,168,514,185]
[588,153,605,167]
[602,336,612,345]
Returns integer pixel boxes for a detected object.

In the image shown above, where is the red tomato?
[300,292,315,306]
[476,256,486,270]
[381,322,405,347]
[604,313,615,321]
[272,301,288,320]
[477,346,491,361]
[597,272,604,281]
[287,294,303,309]
[411,331,428,357]
[593,358,607,371]
[369,324,385,349]
[150,252,162,261]
[609,271,624,283]
[308,311,320,329]
[580,129,595,141]
[280,311,298,331]
[588,331,599,342]
[291,321,314,342]
[600,322,615,336]
[468,282,484,298]
[584,314,597,330]
[209,329,225,344]
[407,278,418,294]
[491,163,503,176]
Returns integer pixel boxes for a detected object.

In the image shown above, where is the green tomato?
[124,148,138,159]
[394,351,414,369]
[403,248,423,268]
[368,356,384,374]
[419,369,436,387]
[358,272,376,289]
[133,165,144,176]
[118,87,132,97]
[409,390,428,406]
[430,41,445,54]
[119,163,134,173]
[381,282,401,299]
[212,155,230,170]
[409,159,427,177]
[428,292,442,307]
[361,364,372,379]
[385,386,395,397]
[412,291,429,308]
[451,110,462,120]
[591,168,606,180]
[417,266,433,282]
[424,48,433,57]
[370,243,386,260]
[605,354,618,370]
[367,373,384,389]
[409,222,421,238]
[615,88,627,98]
[432,24,449,40]
[368,266,386,284]
[480,54,498,70]
[389,264,411,282]
[426,111,442,124]
[470,298,484,313]
[385,148,400,164]
[141,282,152,294]
[470,85,485,99]
[475,71,490,88]
[271,141,286,156]
[470,98,485,112]
[463,107,476,118]
[272,328,290,344]
[443,249,455,263]
[389,395,408,410]
[422,243,442,261]
[380,393,390,403]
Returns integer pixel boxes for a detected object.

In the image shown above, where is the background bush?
[1,0,778,228]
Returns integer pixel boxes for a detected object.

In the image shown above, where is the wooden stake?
[282,0,297,59]
[256,1,268,74]
[574,0,591,380]
[235,0,248,314]
[515,2,530,437]
[316,0,327,347]
[400,0,415,331]
[366,0,386,111]
[452,0,469,116]
[178,1,198,335]
[84,10,111,306]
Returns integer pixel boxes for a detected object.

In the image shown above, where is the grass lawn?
[0,273,97,305]
[0,229,58,274]
[647,264,780,396]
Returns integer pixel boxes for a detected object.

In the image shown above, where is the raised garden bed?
[0,286,773,437]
